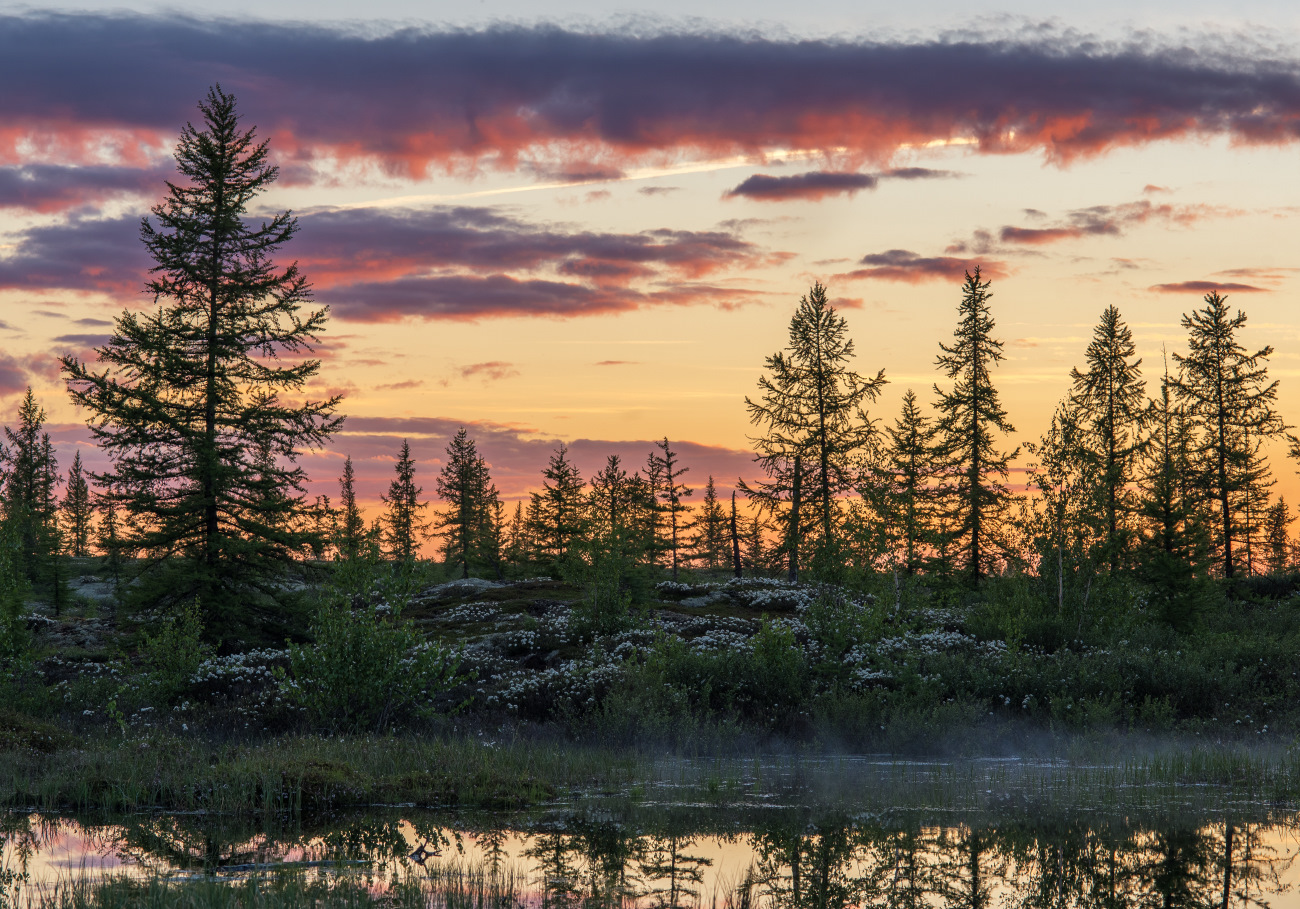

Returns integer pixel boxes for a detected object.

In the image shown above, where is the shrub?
[279,597,463,733]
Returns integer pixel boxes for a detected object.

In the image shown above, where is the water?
[5,802,1300,907]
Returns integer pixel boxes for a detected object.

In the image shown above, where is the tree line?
[1,86,1293,628]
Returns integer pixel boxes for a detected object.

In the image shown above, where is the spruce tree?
[61,450,93,558]
[1068,305,1146,569]
[1137,355,1212,624]
[649,438,693,580]
[1173,292,1286,578]
[691,476,728,570]
[876,389,939,576]
[931,268,1019,583]
[2,388,60,585]
[1266,498,1291,573]
[61,87,341,620]
[741,282,885,577]
[434,428,499,579]
[381,440,430,561]
[529,444,588,568]
[337,456,366,560]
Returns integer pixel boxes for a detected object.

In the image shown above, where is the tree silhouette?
[61,451,93,558]
[742,283,885,579]
[61,86,341,621]
[381,440,430,561]
[1068,305,1146,569]
[1173,291,1285,578]
[932,268,1019,583]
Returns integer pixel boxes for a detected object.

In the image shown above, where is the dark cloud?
[997,199,1218,246]
[322,274,763,322]
[837,249,1007,283]
[0,215,149,294]
[595,360,637,366]
[1149,280,1268,293]
[638,186,681,196]
[0,206,778,319]
[882,167,957,180]
[298,206,771,287]
[7,16,1300,174]
[724,171,878,201]
[0,163,166,213]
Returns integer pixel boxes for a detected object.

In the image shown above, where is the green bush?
[139,597,209,702]
[279,597,463,733]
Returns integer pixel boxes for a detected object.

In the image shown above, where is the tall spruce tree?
[61,87,341,619]
[336,456,366,560]
[649,438,693,580]
[61,450,93,558]
[1173,292,1286,578]
[435,428,499,579]
[381,440,430,561]
[741,282,885,578]
[932,268,1019,583]
[1068,305,1146,569]
[876,389,939,576]
[1137,354,1211,623]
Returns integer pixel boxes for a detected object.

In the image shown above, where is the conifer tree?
[1068,305,1146,569]
[1137,356,1212,623]
[61,451,93,558]
[649,438,693,580]
[741,283,885,573]
[504,501,529,568]
[876,389,939,576]
[691,476,728,570]
[381,440,430,561]
[931,268,1019,583]
[61,87,341,618]
[529,444,588,567]
[435,428,499,579]
[2,388,61,584]
[743,515,769,576]
[94,483,127,594]
[1173,292,1286,578]
[337,456,366,560]
[588,454,657,588]
[1266,498,1291,573]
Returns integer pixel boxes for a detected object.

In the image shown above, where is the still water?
[5,803,1300,907]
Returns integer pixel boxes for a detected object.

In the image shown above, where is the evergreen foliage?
[691,476,729,569]
[875,389,939,576]
[337,456,366,561]
[529,444,588,570]
[1173,291,1286,578]
[741,282,885,577]
[381,440,431,561]
[649,438,693,580]
[1,389,60,585]
[60,87,341,623]
[932,268,1019,582]
[1068,305,1146,568]
[60,451,93,558]
[434,428,501,579]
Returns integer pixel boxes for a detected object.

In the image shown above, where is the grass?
[1,733,644,816]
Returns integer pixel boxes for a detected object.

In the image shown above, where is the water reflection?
[3,808,1299,907]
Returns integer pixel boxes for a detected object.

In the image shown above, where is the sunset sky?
[3,0,1300,520]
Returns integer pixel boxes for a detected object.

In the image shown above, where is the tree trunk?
[788,456,801,583]
[730,491,742,578]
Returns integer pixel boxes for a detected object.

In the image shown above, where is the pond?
[6,797,1300,907]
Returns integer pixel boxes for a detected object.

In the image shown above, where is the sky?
[3,0,1300,522]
